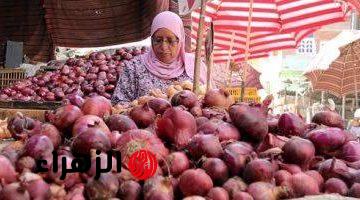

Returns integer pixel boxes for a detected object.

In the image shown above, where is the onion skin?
[306,128,347,156]
[188,134,224,159]
[71,128,111,156]
[282,173,320,198]
[162,152,190,177]
[148,98,172,115]
[223,176,248,197]
[247,182,289,200]
[38,123,62,149]
[198,119,241,142]
[318,158,349,180]
[323,178,348,195]
[7,112,42,140]
[118,180,142,200]
[349,183,360,198]
[274,170,292,186]
[23,135,54,160]
[243,159,274,183]
[143,176,174,200]
[47,105,83,132]
[223,142,254,175]
[202,158,229,185]
[229,103,268,141]
[341,141,360,162]
[0,155,18,184]
[72,115,111,137]
[203,89,234,109]
[16,156,36,173]
[81,96,112,118]
[85,173,119,200]
[206,187,229,200]
[106,114,138,133]
[278,113,306,137]
[171,90,198,109]
[312,111,344,129]
[130,103,156,128]
[282,137,315,170]
[305,170,324,189]
[0,182,30,200]
[232,191,254,200]
[256,133,289,153]
[179,169,213,196]
[156,107,197,149]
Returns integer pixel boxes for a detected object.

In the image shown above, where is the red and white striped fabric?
[191,0,346,63]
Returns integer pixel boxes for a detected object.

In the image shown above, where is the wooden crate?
[0,100,62,110]
[0,68,25,89]
[0,108,48,122]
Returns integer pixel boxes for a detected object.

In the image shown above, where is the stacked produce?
[0,47,148,102]
[1,83,360,200]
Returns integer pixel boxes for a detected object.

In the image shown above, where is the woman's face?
[152,28,180,64]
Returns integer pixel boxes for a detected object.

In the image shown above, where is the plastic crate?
[0,68,25,89]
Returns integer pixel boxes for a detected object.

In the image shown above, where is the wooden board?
[0,108,48,121]
[0,100,61,110]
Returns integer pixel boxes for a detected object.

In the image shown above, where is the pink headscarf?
[141,11,207,83]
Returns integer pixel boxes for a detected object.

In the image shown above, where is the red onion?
[312,111,344,129]
[156,107,197,149]
[162,152,189,177]
[179,169,213,196]
[318,158,349,180]
[85,173,119,199]
[0,182,30,200]
[46,105,83,131]
[341,141,360,162]
[23,135,54,160]
[282,137,315,169]
[282,173,320,198]
[19,172,51,200]
[65,93,85,107]
[16,156,36,173]
[0,155,17,184]
[196,117,209,128]
[116,129,169,167]
[274,170,292,186]
[222,142,254,175]
[188,134,224,159]
[306,128,347,156]
[323,178,348,195]
[72,115,111,137]
[106,114,137,133]
[49,154,82,189]
[171,90,198,109]
[202,158,229,185]
[65,183,85,200]
[243,158,274,183]
[7,112,42,140]
[256,133,289,153]
[223,176,248,197]
[129,103,156,128]
[349,183,360,198]
[37,123,62,149]
[86,150,118,177]
[81,96,112,118]
[148,98,172,115]
[278,163,302,174]
[278,113,306,137]
[118,180,142,200]
[232,191,253,200]
[247,182,288,200]
[202,107,231,122]
[203,89,234,109]
[305,170,324,189]
[229,103,268,141]
[71,128,111,155]
[206,187,229,200]
[198,119,241,142]
[0,141,25,166]
[143,176,174,200]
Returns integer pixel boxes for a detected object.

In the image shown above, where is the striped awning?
[305,39,360,97]
[191,0,346,63]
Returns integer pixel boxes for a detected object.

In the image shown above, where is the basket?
[0,68,25,89]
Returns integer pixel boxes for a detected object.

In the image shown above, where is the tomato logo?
[128,149,158,180]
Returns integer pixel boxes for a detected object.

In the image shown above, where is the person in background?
[348,108,360,138]
[111,11,207,105]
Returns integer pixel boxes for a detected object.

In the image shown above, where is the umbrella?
[191,0,347,97]
[305,39,360,117]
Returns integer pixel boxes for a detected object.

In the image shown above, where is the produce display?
[0,83,360,200]
[0,47,149,102]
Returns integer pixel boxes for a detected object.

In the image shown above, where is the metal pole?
[193,0,206,95]
[342,96,346,119]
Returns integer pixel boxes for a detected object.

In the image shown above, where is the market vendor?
[111,11,207,105]
[348,108,360,138]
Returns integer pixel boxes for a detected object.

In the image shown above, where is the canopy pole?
[193,0,206,94]
[351,46,359,109]
[241,0,253,102]
[321,91,325,105]
[206,53,213,91]
[342,96,346,119]
[226,31,236,87]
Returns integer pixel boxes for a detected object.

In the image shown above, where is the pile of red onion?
[1,88,360,200]
[0,47,148,102]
